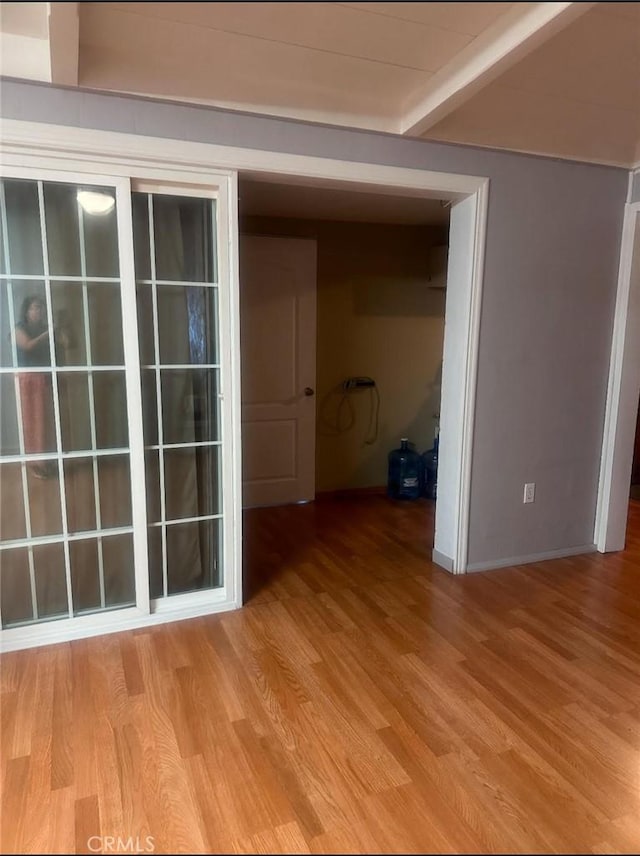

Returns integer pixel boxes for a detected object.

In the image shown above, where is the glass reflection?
[44,182,82,277]
[64,459,97,534]
[0,461,63,540]
[161,369,220,445]
[29,459,63,537]
[2,283,48,369]
[82,194,119,278]
[3,179,44,275]
[98,455,132,529]
[58,372,91,453]
[157,285,218,365]
[131,194,151,281]
[0,463,27,540]
[51,284,87,366]
[44,182,119,278]
[1,284,89,370]
[0,375,20,456]
[34,543,69,619]
[166,518,221,595]
[136,285,155,366]
[12,293,57,464]
[164,445,221,520]
[88,284,123,365]
[104,534,135,607]
[17,370,57,462]
[151,195,216,283]
[0,548,32,626]
[70,538,100,614]
[94,372,128,448]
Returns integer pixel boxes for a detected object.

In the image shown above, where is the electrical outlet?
[523,482,535,504]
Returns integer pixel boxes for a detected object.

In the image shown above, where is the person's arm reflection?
[15,295,55,479]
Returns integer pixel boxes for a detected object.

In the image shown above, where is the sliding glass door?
[0,166,234,648]
[0,172,144,631]
[132,185,223,605]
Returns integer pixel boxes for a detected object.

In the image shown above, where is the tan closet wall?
[241,216,448,491]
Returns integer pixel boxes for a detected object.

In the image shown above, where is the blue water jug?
[388,438,421,500]
[421,435,439,499]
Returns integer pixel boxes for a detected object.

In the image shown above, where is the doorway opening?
[237,175,463,599]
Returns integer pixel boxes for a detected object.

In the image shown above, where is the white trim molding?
[432,549,454,573]
[457,182,489,573]
[431,182,489,575]
[0,119,485,198]
[595,198,640,552]
[467,543,596,574]
[1,594,239,653]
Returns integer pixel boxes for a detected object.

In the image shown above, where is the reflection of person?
[15,296,55,479]
[54,308,75,365]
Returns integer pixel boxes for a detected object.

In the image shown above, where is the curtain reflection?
[188,288,207,365]
[134,193,221,596]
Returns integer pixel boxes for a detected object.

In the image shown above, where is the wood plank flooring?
[2,494,640,854]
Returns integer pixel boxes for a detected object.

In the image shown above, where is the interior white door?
[240,235,317,507]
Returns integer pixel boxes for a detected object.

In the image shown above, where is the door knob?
[304,387,315,396]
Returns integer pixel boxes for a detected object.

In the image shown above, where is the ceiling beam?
[0,31,51,81]
[0,2,50,81]
[48,2,79,86]
[400,2,595,138]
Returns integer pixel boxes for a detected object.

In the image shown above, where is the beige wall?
[241,216,448,491]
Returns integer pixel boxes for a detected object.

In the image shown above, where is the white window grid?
[136,191,223,600]
[0,177,133,623]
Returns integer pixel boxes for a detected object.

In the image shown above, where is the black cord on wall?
[317,377,380,446]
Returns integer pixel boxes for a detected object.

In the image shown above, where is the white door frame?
[0,119,489,633]
[434,189,488,573]
[595,182,640,552]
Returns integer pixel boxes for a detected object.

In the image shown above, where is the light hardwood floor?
[2,495,640,854]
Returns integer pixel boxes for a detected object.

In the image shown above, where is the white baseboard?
[432,548,455,573]
[466,543,596,574]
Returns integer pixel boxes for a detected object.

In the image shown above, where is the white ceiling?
[1,2,639,168]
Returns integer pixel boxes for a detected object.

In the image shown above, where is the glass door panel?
[0,176,137,628]
[132,190,223,600]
